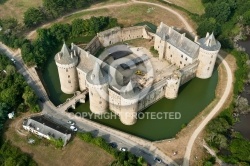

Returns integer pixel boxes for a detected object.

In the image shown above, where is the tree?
[24,7,45,27]
[205,2,231,23]
[21,42,36,66]
[0,103,9,134]
[5,65,16,75]
[50,23,71,41]
[196,18,221,37]
[243,11,250,25]
[230,138,250,163]
[71,18,84,37]
[22,86,40,112]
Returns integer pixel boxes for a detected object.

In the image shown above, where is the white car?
[119,147,127,152]
[70,125,77,132]
[67,120,75,125]
[11,58,16,63]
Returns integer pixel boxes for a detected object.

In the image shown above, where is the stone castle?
[55,22,221,125]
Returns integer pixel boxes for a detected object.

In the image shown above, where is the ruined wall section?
[85,36,102,55]
[180,60,199,85]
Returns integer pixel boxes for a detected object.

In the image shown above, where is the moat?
[42,54,218,141]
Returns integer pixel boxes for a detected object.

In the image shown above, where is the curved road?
[25,1,233,166]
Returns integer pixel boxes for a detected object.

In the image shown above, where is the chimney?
[74,50,76,56]
[86,51,89,58]
[206,32,209,38]
[194,36,198,42]
[71,52,73,59]
[168,27,173,34]
[71,43,74,49]
[181,33,186,41]
[57,53,61,60]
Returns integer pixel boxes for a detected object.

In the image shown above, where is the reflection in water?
[237,36,250,55]
[234,114,250,140]
[235,36,250,140]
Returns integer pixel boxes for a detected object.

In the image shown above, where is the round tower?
[86,62,109,114]
[55,43,79,94]
[119,81,139,125]
[196,32,221,79]
[165,71,181,99]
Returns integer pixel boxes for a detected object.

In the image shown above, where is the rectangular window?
[207,67,210,70]
[68,75,70,78]
[68,80,71,83]
[66,69,68,72]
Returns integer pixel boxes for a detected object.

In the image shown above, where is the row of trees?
[21,16,118,68]
[0,55,39,165]
[77,132,147,166]
[0,55,40,135]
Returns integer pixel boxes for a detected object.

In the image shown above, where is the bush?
[50,138,64,149]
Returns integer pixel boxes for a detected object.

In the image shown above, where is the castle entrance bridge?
[57,90,88,111]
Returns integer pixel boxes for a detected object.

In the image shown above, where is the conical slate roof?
[61,42,70,57]
[55,42,78,65]
[204,33,217,47]
[86,62,108,85]
[198,32,221,51]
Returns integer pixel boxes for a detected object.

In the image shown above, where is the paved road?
[41,104,170,166]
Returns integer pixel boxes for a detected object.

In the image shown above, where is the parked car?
[11,58,16,63]
[154,157,162,163]
[70,125,77,132]
[109,142,117,148]
[67,120,75,126]
[119,147,127,152]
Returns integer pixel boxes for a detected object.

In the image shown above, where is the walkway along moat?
[42,54,218,141]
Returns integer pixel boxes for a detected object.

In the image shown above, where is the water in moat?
[235,36,250,140]
[42,54,218,141]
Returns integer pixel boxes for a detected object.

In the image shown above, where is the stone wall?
[97,26,150,47]
[180,60,199,85]
[165,71,182,99]
[85,36,102,55]
[56,62,79,94]
[77,69,87,91]
[196,48,219,79]
[87,83,109,115]
[165,42,195,69]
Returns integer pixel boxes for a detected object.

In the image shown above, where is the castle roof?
[86,62,108,85]
[156,22,199,59]
[54,43,78,65]
[198,32,221,51]
[23,115,71,146]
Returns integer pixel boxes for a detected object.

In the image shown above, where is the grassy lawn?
[0,0,43,22]
[139,0,204,15]
[164,0,204,14]
[4,115,114,166]
[62,4,184,29]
